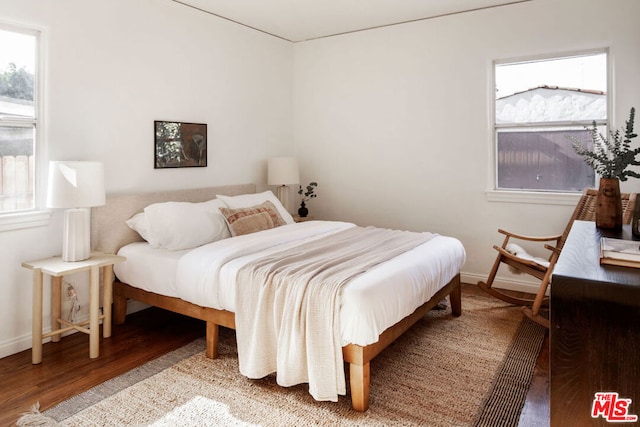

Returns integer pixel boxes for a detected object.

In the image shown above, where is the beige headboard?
[91,183,256,254]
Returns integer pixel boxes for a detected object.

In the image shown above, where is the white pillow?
[216,190,294,224]
[138,199,230,250]
[125,212,153,242]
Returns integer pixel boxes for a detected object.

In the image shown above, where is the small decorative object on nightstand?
[22,252,125,364]
[298,201,309,217]
[297,181,318,217]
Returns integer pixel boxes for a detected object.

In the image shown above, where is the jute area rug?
[19,292,546,427]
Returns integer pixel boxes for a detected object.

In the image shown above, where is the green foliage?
[572,107,640,181]
[0,63,34,101]
[298,182,318,201]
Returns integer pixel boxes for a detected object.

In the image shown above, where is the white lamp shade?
[46,161,106,208]
[267,157,299,186]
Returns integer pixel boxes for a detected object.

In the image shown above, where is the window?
[0,24,39,220]
[494,51,607,193]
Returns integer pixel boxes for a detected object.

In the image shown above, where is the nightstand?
[22,252,126,364]
[293,215,314,222]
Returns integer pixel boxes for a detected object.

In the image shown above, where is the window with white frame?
[494,51,608,193]
[0,25,38,214]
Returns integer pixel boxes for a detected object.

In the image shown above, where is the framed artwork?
[154,121,207,168]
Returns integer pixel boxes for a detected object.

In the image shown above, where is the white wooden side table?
[22,252,126,364]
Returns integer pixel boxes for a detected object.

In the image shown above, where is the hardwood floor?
[0,284,549,426]
[0,306,205,426]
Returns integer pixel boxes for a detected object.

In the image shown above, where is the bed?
[91,184,465,411]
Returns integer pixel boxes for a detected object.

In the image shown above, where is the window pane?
[496,86,606,124]
[0,126,35,211]
[0,29,36,107]
[495,53,607,104]
[0,27,37,213]
[497,128,596,192]
[494,51,606,193]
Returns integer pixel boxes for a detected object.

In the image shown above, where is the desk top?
[22,252,125,276]
[552,220,640,306]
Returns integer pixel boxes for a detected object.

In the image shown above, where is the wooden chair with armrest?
[478,188,636,328]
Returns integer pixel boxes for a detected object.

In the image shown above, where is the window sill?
[0,209,52,232]
[485,190,582,206]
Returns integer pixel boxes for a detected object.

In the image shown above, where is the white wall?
[292,0,640,290]
[0,0,293,357]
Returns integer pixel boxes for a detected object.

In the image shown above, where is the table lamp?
[267,157,299,212]
[46,161,105,262]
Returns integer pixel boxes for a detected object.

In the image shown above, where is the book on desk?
[600,236,640,268]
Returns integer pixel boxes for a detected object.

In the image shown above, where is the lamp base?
[275,185,291,213]
[62,208,91,262]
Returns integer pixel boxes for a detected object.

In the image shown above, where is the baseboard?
[461,271,545,296]
[0,300,150,360]
[0,333,32,360]
[0,324,86,360]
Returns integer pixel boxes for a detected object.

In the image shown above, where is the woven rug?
[18,292,546,427]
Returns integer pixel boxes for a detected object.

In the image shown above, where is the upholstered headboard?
[91,183,256,254]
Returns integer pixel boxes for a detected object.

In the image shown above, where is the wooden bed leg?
[349,362,370,412]
[449,277,462,317]
[206,321,219,359]
[113,293,127,325]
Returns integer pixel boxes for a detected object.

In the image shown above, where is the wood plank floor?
[0,284,549,426]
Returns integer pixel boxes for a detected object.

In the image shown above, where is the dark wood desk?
[551,220,640,426]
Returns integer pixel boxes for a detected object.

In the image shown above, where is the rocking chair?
[478,188,636,328]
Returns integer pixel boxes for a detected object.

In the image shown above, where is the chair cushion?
[505,243,551,269]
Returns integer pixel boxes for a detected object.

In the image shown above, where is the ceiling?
[174,0,530,42]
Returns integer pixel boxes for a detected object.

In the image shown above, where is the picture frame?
[154,121,207,168]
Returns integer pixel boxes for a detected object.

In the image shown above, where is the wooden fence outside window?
[0,155,34,211]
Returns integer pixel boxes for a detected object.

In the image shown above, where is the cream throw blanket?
[235,226,435,402]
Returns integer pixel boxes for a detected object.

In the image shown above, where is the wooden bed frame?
[92,184,462,412]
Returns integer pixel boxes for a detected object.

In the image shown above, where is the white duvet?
[114,220,466,347]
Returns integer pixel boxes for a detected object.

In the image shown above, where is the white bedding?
[115,242,188,298]
[114,220,466,347]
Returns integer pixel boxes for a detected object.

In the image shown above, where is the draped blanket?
[235,226,435,402]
